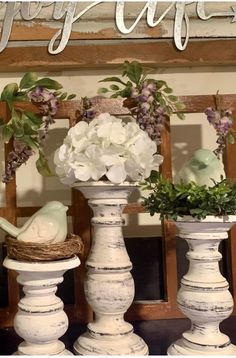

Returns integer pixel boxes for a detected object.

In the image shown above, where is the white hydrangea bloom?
[54,113,163,185]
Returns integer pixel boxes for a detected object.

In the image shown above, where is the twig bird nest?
[5,234,84,262]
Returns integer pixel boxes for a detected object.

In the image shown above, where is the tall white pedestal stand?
[3,255,80,355]
[168,215,236,355]
[73,182,148,356]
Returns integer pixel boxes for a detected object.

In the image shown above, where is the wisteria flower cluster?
[99,61,185,144]
[0,72,75,183]
[54,113,163,185]
[205,107,235,158]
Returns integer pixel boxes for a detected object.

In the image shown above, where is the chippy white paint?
[3,256,80,355]
[73,181,148,356]
[168,216,236,356]
[0,2,236,53]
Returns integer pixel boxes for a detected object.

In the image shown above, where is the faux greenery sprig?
[0,72,75,182]
[142,172,236,220]
[99,60,185,144]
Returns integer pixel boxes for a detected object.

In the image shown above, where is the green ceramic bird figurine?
[175,149,225,187]
[0,201,68,243]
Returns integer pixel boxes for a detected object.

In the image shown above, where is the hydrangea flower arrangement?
[54,113,163,185]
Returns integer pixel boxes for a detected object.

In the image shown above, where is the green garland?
[142,172,236,220]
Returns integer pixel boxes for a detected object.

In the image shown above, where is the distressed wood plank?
[1,39,236,72]
[7,18,236,42]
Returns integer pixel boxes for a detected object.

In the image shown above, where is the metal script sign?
[0,1,236,54]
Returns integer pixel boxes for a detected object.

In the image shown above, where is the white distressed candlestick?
[73,182,148,356]
[168,216,236,356]
[3,255,80,356]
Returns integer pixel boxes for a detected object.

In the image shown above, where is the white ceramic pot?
[168,215,236,355]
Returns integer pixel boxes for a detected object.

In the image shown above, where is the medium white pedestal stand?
[168,216,236,355]
[3,255,80,355]
[73,182,148,356]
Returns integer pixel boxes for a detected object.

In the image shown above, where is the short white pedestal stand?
[168,215,236,356]
[73,182,148,356]
[3,255,80,356]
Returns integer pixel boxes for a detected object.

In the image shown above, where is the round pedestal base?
[15,349,73,356]
[74,331,149,356]
[168,338,236,356]
[14,341,74,356]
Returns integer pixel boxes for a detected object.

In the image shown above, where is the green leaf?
[156,80,167,89]
[99,77,127,86]
[23,122,38,135]
[98,87,109,94]
[19,72,38,89]
[2,125,13,142]
[227,132,235,144]
[21,135,39,151]
[163,87,173,94]
[125,61,143,85]
[24,111,43,127]
[0,118,5,126]
[141,175,236,221]
[67,94,76,100]
[35,78,62,90]
[110,84,120,91]
[11,117,24,137]
[176,112,185,120]
[1,83,19,101]
[59,92,67,100]
[36,151,53,177]
[168,95,178,102]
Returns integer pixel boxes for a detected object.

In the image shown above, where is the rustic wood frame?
[1,92,236,328]
[0,31,235,326]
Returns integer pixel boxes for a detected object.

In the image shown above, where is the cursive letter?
[174,2,193,51]
[0,2,21,53]
[116,1,151,34]
[20,2,50,20]
[48,1,103,54]
[147,1,175,27]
